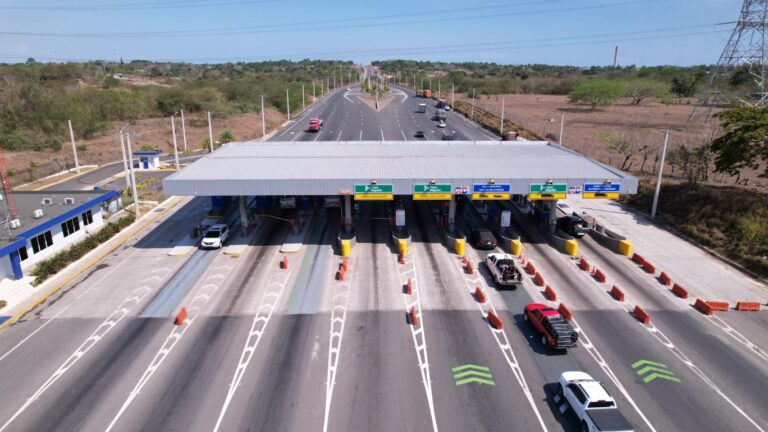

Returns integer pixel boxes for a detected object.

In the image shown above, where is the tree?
[671,74,697,98]
[597,131,636,170]
[140,144,158,151]
[569,80,625,110]
[624,79,668,105]
[711,107,768,178]
[218,129,236,144]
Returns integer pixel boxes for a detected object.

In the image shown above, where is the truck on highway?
[558,371,634,432]
[424,89,432,98]
[417,103,427,113]
[524,304,579,349]
[308,118,323,132]
[486,253,522,287]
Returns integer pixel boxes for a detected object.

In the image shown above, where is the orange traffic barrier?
[534,272,546,287]
[558,303,573,320]
[633,305,651,324]
[631,253,645,265]
[410,307,419,326]
[707,301,730,312]
[544,285,557,301]
[525,261,536,275]
[341,257,348,271]
[280,256,288,269]
[399,253,405,265]
[736,302,761,311]
[642,260,655,274]
[520,255,526,265]
[466,261,474,275]
[593,268,607,283]
[462,256,468,264]
[405,278,414,295]
[487,311,503,329]
[671,283,688,299]
[659,271,672,286]
[695,298,714,315]
[474,287,487,304]
[579,257,591,271]
[174,307,187,325]
[337,269,345,281]
[610,285,625,301]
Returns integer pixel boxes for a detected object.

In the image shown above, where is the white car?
[445,105,452,111]
[558,372,634,432]
[200,223,230,249]
[437,121,447,128]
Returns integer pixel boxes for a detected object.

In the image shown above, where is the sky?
[0,0,744,66]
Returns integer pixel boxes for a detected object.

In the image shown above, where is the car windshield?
[204,230,221,238]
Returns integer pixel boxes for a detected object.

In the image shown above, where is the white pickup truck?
[558,372,634,432]
[485,253,522,287]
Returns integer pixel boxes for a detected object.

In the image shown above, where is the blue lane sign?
[473,184,511,193]
[583,182,621,193]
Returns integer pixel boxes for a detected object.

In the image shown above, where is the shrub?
[0,299,7,309]
[569,80,625,110]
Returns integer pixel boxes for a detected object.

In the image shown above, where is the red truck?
[308,118,323,132]
[524,303,579,349]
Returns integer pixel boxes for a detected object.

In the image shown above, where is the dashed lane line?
[322,257,353,432]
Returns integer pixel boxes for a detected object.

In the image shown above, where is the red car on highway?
[308,118,323,132]
[524,303,579,349]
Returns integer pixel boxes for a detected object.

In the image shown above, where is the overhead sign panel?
[414,193,452,200]
[355,193,394,201]
[472,183,511,200]
[471,193,510,200]
[354,183,393,200]
[583,192,620,199]
[529,183,567,200]
[413,184,452,194]
[583,183,621,193]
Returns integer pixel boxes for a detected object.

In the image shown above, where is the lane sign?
[414,184,452,194]
[414,193,452,200]
[529,183,567,200]
[355,193,394,201]
[471,193,510,200]
[354,184,393,194]
[583,192,620,199]
[473,183,511,194]
[583,182,621,199]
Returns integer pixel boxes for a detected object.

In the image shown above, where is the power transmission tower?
[686,0,768,129]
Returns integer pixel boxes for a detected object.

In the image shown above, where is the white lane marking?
[359,130,363,141]
[396,244,438,432]
[390,88,408,103]
[291,130,304,142]
[313,131,322,142]
[336,129,343,142]
[578,255,765,432]
[322,257,353,432]
[709,315,768,362]
[212,256,293,432]
[453,256,548,432]
[343,89,356,103]
[380,129,385,141]
[400,129,408,141]
[105,260,236,432]
[0,282,160,432]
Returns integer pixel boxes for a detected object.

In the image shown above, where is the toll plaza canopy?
[162,140,638,197]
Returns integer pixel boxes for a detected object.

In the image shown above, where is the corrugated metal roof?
[163,141,638,196]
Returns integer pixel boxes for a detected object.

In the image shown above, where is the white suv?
[201,223,229,249]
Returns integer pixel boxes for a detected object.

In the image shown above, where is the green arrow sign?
[413,184,452,194]
[529,183,568,194]
[452,364,495,386]
[354,184,393,194]
[632,359,680,383]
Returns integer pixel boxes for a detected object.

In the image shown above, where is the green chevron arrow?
[452,364,495,386]
[632,359,680,384]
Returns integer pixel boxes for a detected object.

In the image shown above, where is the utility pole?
[429,76,432,91]
[327,77,330,92]
[118,126,130,189]
[333,72,336,89]
[651,131,669,219]
[559,113,565,146]
[421,75,424,90]
[286,89,291,121]
[207,111,214,153]
[313,81,316,99]
[471,89,476,120]
[125,133,140,219]
[613,46,619,68]
[499,95,505,135]
[180,109,188,151]
[302,84,305,111]
[261,95,266,137]
[451,83,455,108]
[171,113,180,169]
[67,120,80,174]
[438,80,441,98]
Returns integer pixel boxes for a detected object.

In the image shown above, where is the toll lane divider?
[487,311,503,330]
[525,261,536,275]
[174,307,187,325]
[695,298,714,316]
[592,268,607,283]
[707,301,730,312]
[558,303,573,320]
[633,305,651,325]
[671,283,688,299]
[659,272,672,286]
[533,272,546,287]
[736,302,761,311]
[474,286,487,304]
[544,285,557,301]
[579,257,591,272]
[610,286,625,302]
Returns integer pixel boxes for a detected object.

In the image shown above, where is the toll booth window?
[31,230,54,254]
[18,246,29,261]
[61,216,81,238]
[82,210,94,226]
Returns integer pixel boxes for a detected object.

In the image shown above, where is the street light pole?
[286,89,291,121]
[471,89,476,120]
[451,83,455,108]
[651,130,669,219]
[261,95,266,137]
[171,113,180,169]
[207,111,214,152]
[68,119,81,174]
[180,109,188,151]
[118,126,130,189]
[125,132,140,219]
[500,95,505,135]
[559,113,565,146]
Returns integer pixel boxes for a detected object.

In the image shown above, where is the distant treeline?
[372,60,756,99]
[0,59,357,152]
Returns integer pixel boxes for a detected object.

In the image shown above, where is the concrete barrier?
[632,253,645,265]
[455,237,466,256]
[405,278,413,295]
[593,268,607,283]
[474,287,487,304]
[174,307,187,325]
[544,285,557,301]
[671,283,688,299]
[736,302,761,311]
[589,226,632,257]
[525,261,537,275]
[534,272,546,287]
[642,260,655,274]
[707,301,730,312]
[610,285,625,301]
[397,238,408,256]
[659,271,672,286]
[337,269,345,281]
[633,305,651,324]
[510,239,523,256]
[558,303,573,320]
[466,260,475,275]
[487,311,503,329]
[410,307,419,326]
[618,240,633,257]
[579,257,591,272]
[695,298,714,315]
[565,239,579,257]
[281,256,288,269]
[340,239,351,257]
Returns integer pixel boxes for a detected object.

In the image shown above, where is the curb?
[0,196,184,332]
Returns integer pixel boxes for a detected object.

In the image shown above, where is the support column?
[549,200,558,233]
[344,195,352,233]
[239,196,248,234]
[448,195,456,233]
[10,250,23,280]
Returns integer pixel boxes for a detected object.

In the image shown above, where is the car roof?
[209,223,227,230]
[580,381,613,402]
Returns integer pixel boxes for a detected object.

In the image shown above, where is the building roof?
[163,140,638,196]
[0,190,118,255]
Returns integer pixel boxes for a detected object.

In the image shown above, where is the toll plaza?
[162,140,637,244]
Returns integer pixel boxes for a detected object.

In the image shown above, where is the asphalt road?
[0,82,766,432]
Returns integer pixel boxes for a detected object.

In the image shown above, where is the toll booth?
[134,150,162,170]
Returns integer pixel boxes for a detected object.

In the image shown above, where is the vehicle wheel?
[541,335,548,347]
[557,383,564,399]
[580,420,589,432]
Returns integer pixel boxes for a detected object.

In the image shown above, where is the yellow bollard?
[509,239,523,256]
[398,238,408,256]
[618,240,633,257]
[455,238,466,256]
[565,239,579,257]
[340,239,351,257]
